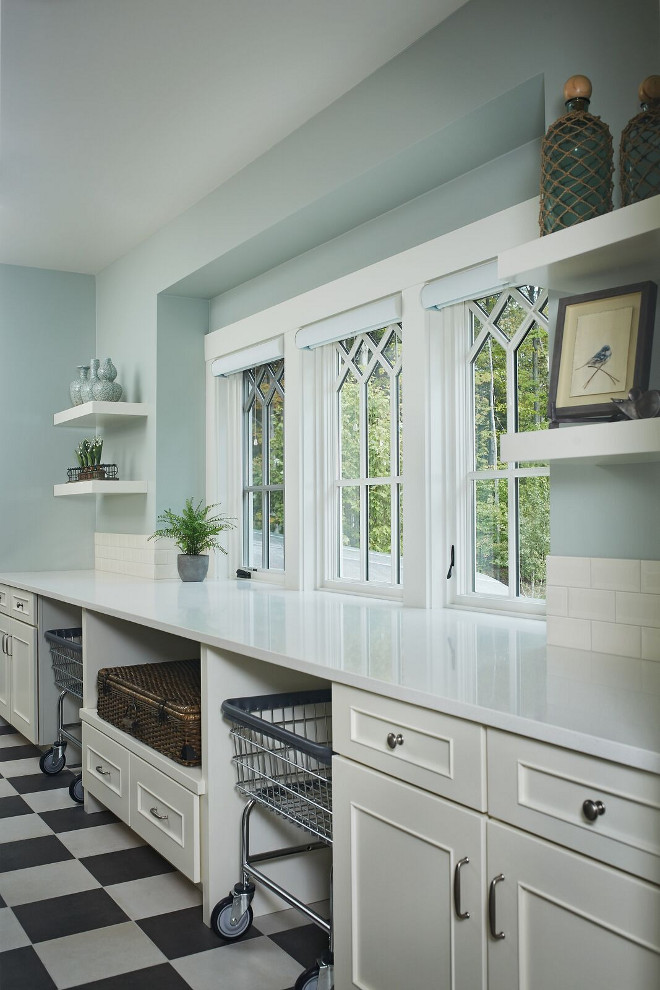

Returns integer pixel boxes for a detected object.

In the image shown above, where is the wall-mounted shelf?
[500,418,660,466]
[498,196,660,292]
[54,402,148,428]
[54,480,148,496]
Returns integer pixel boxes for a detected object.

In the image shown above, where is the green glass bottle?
[620,75,660,206]
[539,75,613,235]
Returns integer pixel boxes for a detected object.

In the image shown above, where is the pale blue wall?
[90,0,660,555]
[0,264,96,570]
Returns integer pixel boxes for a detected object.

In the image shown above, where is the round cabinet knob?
[582,799,606,821]
[386,732,404,749]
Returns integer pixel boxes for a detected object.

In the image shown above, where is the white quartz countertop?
[2,569,659,771]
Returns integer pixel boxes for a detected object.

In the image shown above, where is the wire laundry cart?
[214,689,333,990]
[40,628,84,803]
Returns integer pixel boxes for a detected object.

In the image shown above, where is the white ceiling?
[0,0,468,275]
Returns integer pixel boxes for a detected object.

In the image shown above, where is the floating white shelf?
[53,401,148,427]
[500,418,660,466]
[498,196,660,292]
[54,480,148,496]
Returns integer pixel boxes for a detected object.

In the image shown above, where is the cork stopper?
[639,75,660,104]
[564,75,592,101]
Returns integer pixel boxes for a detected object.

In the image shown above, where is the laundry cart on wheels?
[40,628,84,803]
[214,689,333,990]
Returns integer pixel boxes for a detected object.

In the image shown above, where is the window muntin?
[243,360,284,570]
[466,286,549,601]
[332,324,403,588]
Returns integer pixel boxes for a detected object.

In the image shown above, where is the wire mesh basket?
[45,628,83,700]
[221,689,333,845]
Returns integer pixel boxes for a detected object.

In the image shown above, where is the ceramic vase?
[539,75,613,235]
[69,365,89,406]
[93,358,116,401]
[80,361,97,403]
[99,357,123,401]
[620,75,660,205]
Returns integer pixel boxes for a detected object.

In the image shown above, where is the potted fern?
[149,498,236,582]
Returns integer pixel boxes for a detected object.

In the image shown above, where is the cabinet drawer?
[83,723,130,821]
[129,753,200,882]
[10,590,35,625]
[487,729,660,883]
[333,684,486,811]
[0,586,9,616]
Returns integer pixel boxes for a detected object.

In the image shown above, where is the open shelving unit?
[53,401,148,428]
[500,418,660,467]
[498,195,660,292]
[53,401,148,496]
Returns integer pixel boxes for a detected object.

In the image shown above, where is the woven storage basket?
[97,659,201,766]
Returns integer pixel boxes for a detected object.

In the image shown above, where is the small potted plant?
[75,436,104,480]
[149,498,236,582]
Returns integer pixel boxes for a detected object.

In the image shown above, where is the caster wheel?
[210,894,253,941]
[40,749,66,775]
[295,964,323,990]
[69,773,84,803]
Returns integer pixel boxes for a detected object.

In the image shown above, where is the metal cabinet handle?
[15,601,24,611]
[95,765,111,776]
[489,874,505,939]
[386,732,404,749]
[150,807,169,821]
[453,856,470,919]
[583,799,606,821]
[6,635,11,657]
[1,633,6,654]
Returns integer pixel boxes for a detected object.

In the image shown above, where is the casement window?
[457,285,550,607]
[242,359,285,571]
[328,324,403,590]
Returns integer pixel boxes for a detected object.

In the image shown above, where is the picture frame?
[548,281,658,425]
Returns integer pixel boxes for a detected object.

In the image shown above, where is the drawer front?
[0,585,9,616]
[83,723,130,821]
[10,589,35,625]
[333,684,486,811]
[129,753,200,882]
[487,729,660,883]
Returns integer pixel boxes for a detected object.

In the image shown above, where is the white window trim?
[205,198,540,607]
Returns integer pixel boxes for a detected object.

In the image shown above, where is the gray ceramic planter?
[177,554,209,582]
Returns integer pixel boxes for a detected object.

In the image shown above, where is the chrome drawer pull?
[583,799,606,821]
[150,807,169,821]
[386,732,404,749]
[489,874,505,940]
[95,765,111,776]
[454,856,470,919]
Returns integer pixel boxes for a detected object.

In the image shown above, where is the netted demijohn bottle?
[620,75,660,205]
[539,75,613,235]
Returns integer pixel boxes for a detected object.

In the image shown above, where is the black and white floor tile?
[0,718,329,990]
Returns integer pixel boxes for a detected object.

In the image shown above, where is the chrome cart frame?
[213,689,334,990]
[41,628,84,803]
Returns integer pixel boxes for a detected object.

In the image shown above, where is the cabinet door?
[487,820,660,990]
[9,618,37,742]
[333,756,486,990]
[0,613,11,722]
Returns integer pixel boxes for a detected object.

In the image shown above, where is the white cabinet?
[0,585,38,742]
[81,710,204,883]
[333,755,486,990]
[332,686,660,990]
[487,821,660,990]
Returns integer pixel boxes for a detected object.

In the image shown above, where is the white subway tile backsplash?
[94,533,179,580]
[615,592,660,629]
[545,585,568,616]
[590,557,641,593]
[641,560,660,595]
[591,620,641,658]
[568,587,615,622]
[642,627,660,662]
[546,556,591,588]
[547,615,591,650]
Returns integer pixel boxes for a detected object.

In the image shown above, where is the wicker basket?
[97,659,201,766]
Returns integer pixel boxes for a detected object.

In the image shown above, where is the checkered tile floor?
[0,717,329,989]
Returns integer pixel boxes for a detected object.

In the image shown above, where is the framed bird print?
[548,281,657,425]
